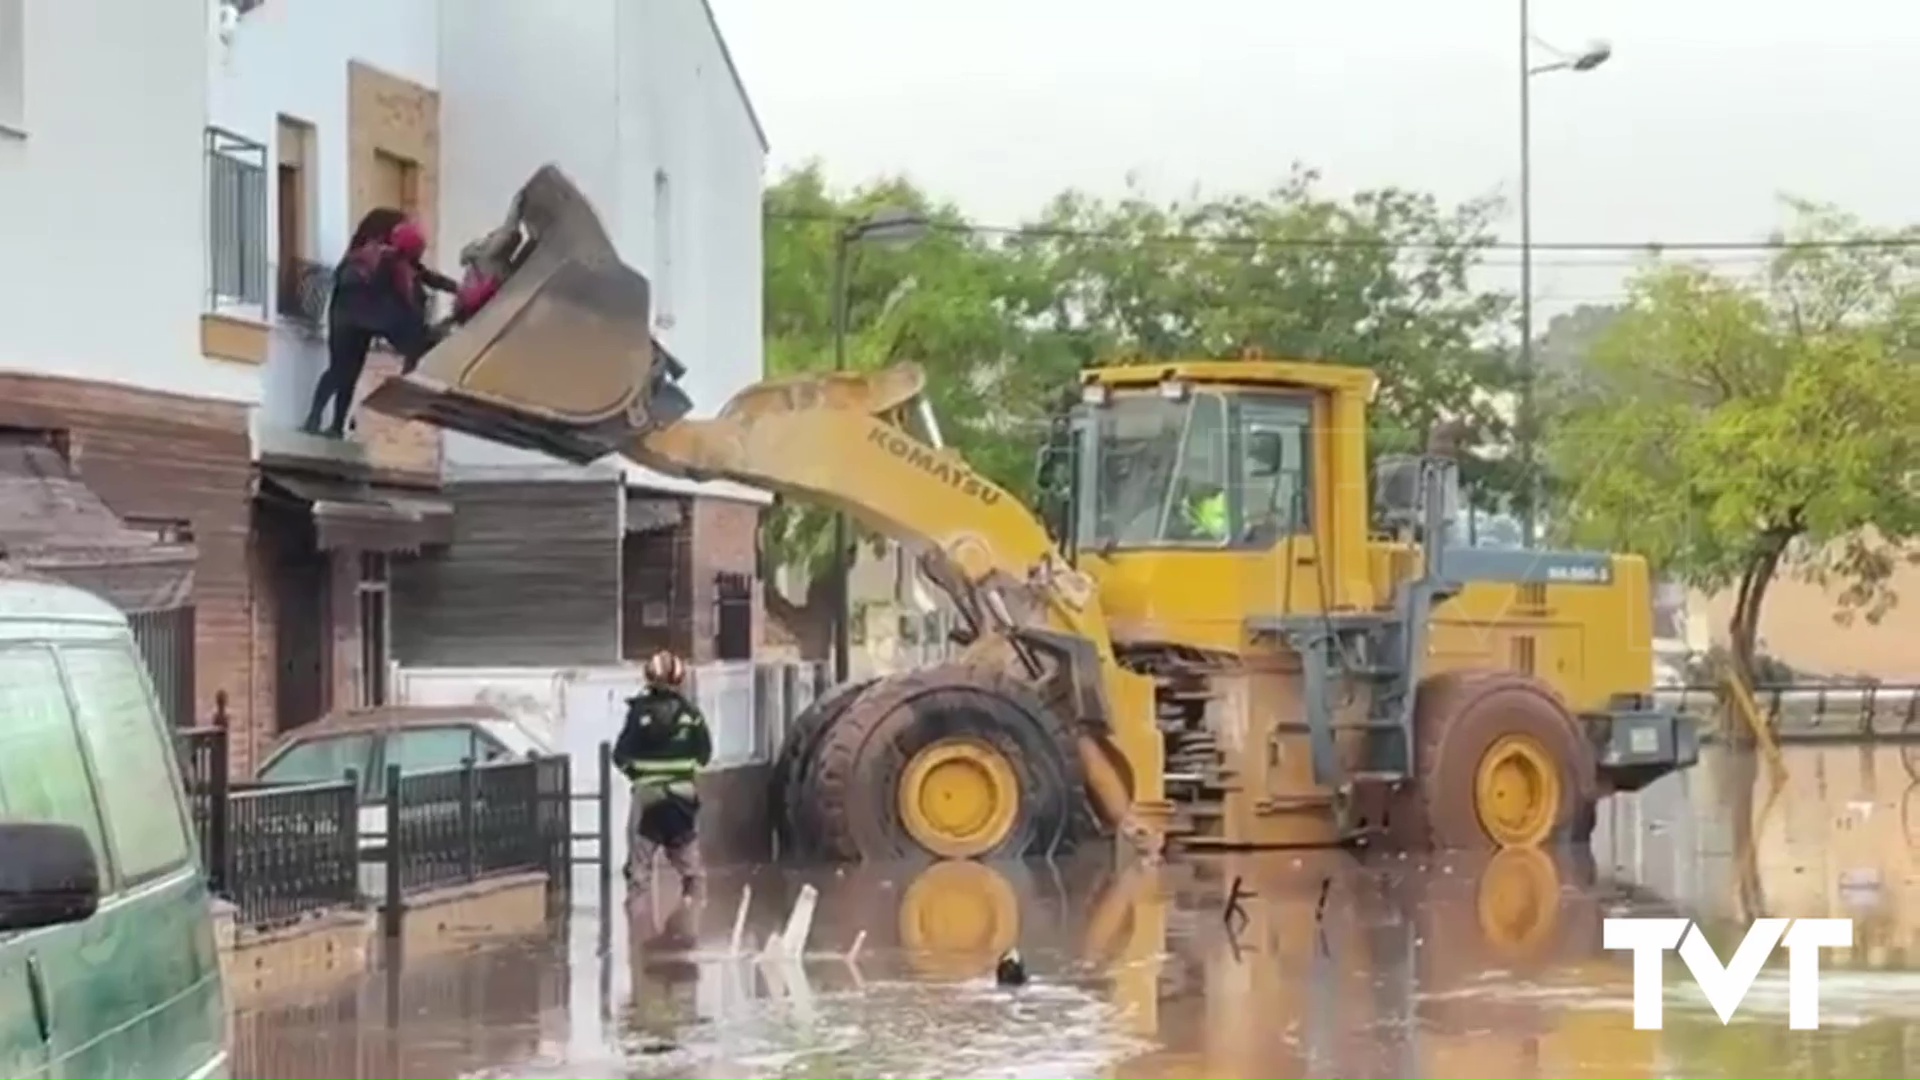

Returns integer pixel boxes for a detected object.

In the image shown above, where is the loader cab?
[1054,361,1379,647]
[1068,377,1311,553]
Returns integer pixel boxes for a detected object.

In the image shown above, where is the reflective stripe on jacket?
[1185,491,1227,539]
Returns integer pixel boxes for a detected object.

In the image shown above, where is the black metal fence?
[174,724,229,892]
[131,605,197,728]
[171,723,572,935]
[378,756,571,898]
[226,779,359,928]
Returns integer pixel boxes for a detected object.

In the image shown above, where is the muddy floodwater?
[235,745,1920,1079]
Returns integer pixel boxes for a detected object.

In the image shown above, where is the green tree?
[761,164,1042,651]
[1007,166,1522,505]
[1547,202,1920,694]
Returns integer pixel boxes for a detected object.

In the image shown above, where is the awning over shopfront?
[258,469,454,553]
[625,491,685,534]
[0,439,197,611]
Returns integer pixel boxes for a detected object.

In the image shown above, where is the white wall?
[206,0,440,433]
[0,0,256,403]
[438,0,767,497]
[616,0,767,416]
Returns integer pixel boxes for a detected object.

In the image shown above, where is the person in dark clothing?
[612,650,711,896]
[301,209,458,437]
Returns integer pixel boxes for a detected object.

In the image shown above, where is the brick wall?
[684,496,762,663]
[242,527,277,777]
[0,373,252,737]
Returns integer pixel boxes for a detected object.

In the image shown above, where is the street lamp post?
[1517,1,1611,547]
[830,207,929,683]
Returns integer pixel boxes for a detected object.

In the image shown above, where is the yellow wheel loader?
[367,165,1698,862]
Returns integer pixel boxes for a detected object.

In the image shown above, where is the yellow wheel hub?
[1475,846,1561,958]
[1473,733,1562,847]
[898,859,1020,980]
[898,738,1020,859]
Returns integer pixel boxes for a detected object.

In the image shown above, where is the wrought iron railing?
[173,723,229,891]
[226,778,360,928]
[277,256,332,328]
[381,755,572,901]
[171,722,570,933]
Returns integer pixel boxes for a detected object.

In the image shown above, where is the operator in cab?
[613,651,711,897]
[1182,483,1229,541]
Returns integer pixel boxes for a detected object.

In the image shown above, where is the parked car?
[255,704,554,845]
[0,570,228,1079]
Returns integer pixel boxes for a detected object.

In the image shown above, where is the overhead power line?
[765,209,1920,255]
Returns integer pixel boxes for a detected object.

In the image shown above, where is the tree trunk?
[765,576,835,662]
[1723,532,1791,749]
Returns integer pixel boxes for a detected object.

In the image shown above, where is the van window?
[0,645,113,891]
[59,644,193,883]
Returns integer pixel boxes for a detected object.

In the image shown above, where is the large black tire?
[797,664,1099,862]
[769,677,878,856]
[1392,670,1598,851]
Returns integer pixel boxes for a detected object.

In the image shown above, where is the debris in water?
[996,948,1029,987]
[637,1040,678,1055]
[1224,875,1254,925]
[1314,877,1331,922]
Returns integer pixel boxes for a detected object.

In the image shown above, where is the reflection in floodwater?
[236,746,1920,1079]
[232,930,571,1079]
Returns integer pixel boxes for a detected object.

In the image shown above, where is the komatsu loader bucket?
[361,164,691,464]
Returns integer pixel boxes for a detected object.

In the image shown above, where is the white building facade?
[0,0,770,769]
[0,0,256,740]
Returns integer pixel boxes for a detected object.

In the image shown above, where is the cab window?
[1163,392,1229,544]
[0,645,113,893]
[1077,390,1231,548]
[1231,395,1312,548]
[59,643,194,883]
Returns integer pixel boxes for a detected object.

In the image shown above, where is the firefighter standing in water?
[614,651,711,895]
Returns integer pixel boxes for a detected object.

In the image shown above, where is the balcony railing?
[277,256,331,331]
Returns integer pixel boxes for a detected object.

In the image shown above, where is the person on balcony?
[301,209,458,438]
[614,650,711,898]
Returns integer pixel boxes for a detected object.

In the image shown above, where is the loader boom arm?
[361,163,1164,835]
[627,363,1117,661]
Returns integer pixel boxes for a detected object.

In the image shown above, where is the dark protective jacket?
[611,687,712,789]
[328,243,457,337]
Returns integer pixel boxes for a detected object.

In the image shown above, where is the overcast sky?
[707,0,1920,315]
